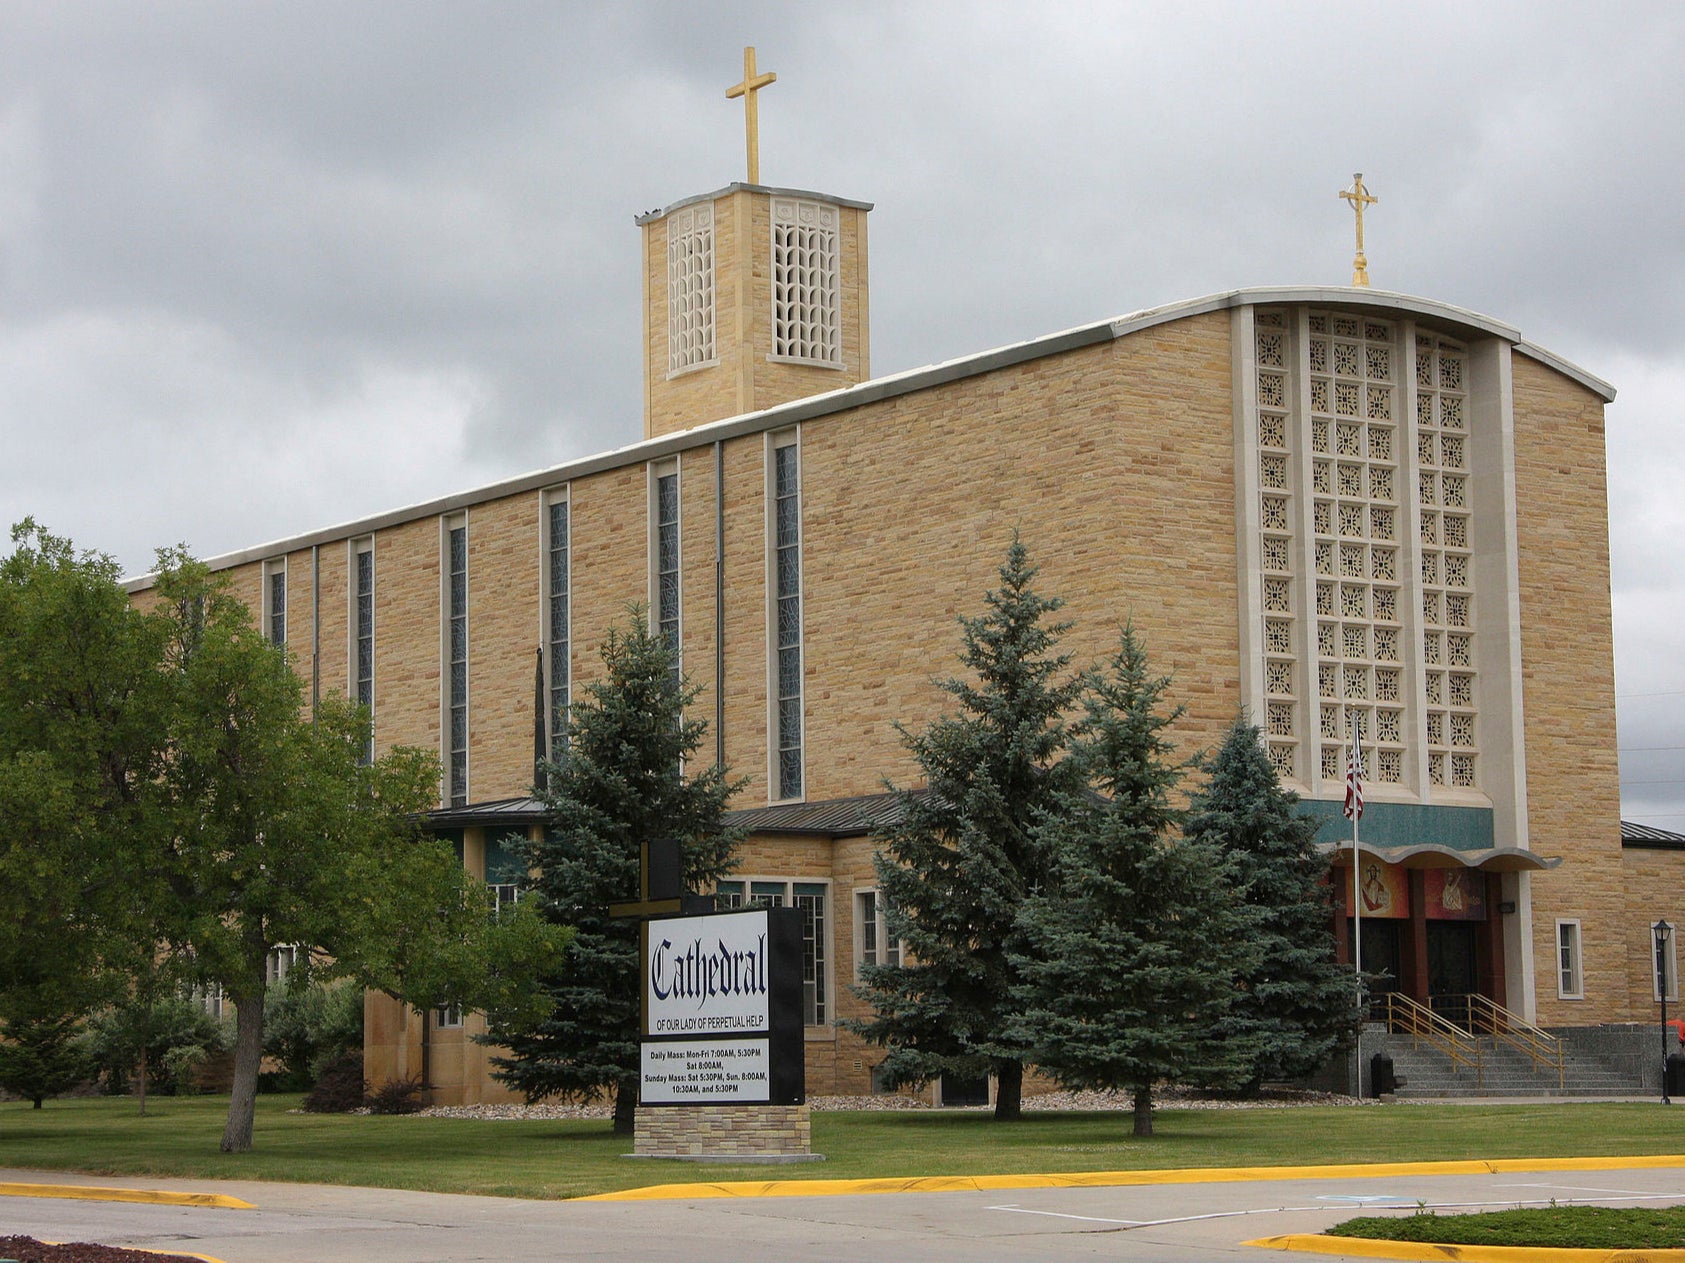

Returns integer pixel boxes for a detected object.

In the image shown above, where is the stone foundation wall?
[1554,1022,1672,1093]
[634,1104,812,1158]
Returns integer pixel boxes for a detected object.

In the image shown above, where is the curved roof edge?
[128,286,1612,586]
[1319,841,1560,872]
[1109,287,1613,403]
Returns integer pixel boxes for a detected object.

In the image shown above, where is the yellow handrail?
[1462,994,1565,1090]
[1379,992,1484,1086]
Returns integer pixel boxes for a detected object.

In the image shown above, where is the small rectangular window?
[194,982,223,1019]
[711,878,828,1026]
[857,890,900,975]
[486,831,525,922]
[1556,920,1583,999]
[266,944,301,985]
[433,1002,463,1029]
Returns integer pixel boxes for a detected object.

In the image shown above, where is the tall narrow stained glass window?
[655,468,681,686]
[446,517,468,807]
[264,560,286,647]
[773,436,803,799]
[353,538,374,765]
[546,496,570,754]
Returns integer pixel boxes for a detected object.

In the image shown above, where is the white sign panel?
[641,1038,772,1104]
[645,909,771,1036]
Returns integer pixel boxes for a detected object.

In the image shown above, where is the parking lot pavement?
[3,1159,1683,1263]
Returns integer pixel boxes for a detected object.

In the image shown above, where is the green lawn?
[1,1096,1682,1201]
[1329,1206,1685,1250]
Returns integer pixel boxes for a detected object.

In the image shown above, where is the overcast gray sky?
[2,1,1681,826]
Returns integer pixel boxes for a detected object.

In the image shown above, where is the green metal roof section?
[1297,799,1495,852]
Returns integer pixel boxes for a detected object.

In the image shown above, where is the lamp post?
[1655,919,1674,1105]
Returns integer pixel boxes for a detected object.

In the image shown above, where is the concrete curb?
[0,1180,253,1210]
[577,1154,1685,1202]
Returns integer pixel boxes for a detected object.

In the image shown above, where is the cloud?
[0,0,1681,825]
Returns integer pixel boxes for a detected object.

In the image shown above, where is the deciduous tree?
[0,525,563,1151]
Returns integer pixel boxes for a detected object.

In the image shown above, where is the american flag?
[1344,722,1365,822]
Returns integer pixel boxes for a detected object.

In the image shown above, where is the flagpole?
[1352,727,1362,982]
[1347,710,1366,1098]
[1345,709,1364,983]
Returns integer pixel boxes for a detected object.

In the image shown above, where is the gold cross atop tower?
[726,46,777,186]
[1340,173,1378,288]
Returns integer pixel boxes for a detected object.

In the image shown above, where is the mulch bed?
[0,1236,205,1263]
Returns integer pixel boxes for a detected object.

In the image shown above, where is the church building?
[128,64,1675,1104]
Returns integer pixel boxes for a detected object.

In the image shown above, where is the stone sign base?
[632,1104,822,1163]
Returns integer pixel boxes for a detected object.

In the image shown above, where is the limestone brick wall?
[361,516,440,767]
[1510,353,1625,1026]
[1620,846,1685,1012]
[634,1103,812,1158]
[316,540,350,712]
[797,312,1242,802]
[462,495,543,799]
[719,434,773,794]
[569,464,650,695]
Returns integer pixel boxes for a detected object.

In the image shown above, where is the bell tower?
[637,49,871,440]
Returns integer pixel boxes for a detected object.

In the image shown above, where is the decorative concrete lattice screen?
[667,204,715,373]
[771,198,841,365]
[1253,309,1478,794]
[1415,333,1478,789]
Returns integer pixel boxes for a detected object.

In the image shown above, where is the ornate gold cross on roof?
[1340,173,1378,288]
[726,45,776,186]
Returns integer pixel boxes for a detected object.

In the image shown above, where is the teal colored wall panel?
[1296,799,1494,852]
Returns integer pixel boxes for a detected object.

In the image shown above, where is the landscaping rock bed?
[0,1237,204,1263]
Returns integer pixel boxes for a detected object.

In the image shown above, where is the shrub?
[302,1052,368,1113]
[366,1074,426,1115]
[79,996,230,1097]
[262,975,364,1087]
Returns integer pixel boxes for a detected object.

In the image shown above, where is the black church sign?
[640,907,805,1106]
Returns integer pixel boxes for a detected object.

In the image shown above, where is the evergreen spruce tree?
[1010,624,1249,1136]
[1183,716,1363,1091]
[0,993,92,1109]
[852,537,1080,1120]
[487,610,741,1135]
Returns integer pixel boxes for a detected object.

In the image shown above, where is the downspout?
[420,1006,432,1105]
[715,439,726,768]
